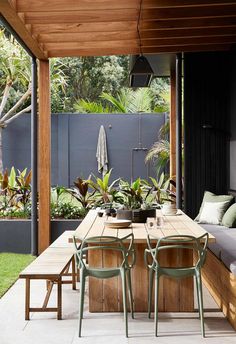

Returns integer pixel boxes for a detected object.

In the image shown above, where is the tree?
[0,29,66,172]
[57,55,129,111]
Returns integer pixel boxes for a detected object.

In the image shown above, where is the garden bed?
[0,219,81,254]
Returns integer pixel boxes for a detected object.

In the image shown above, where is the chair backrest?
[73,233,135,270]
[146,233,209,270]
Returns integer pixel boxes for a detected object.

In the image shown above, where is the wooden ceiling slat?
[17,0,140,12]
[31,22,137,35]
[141,5,236,21]
[38,31,138,43]
[140,16,236,30]
[141,27,236,39]
[143,0,236,8]
[38,28,236,44]
[16,0,236,12]
[47,43,232,58]
[142,35,236,47]
[23,9,138,25]
[142,43,232,53]
[48,47,140,58]
[43,40,139,51]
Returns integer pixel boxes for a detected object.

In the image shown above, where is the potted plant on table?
[88,169,121,215]
[117,178,156,223]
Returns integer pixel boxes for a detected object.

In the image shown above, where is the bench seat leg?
[57,278,62,320]
[25,278,30,320]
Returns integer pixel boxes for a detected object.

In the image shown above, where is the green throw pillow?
[222,203,236,228]
[195,191,234,222]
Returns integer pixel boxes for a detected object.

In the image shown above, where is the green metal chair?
[73,233,136,338]
[144,233,209,337]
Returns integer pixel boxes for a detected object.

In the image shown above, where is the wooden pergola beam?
[38,59,51,253]
[170,63,176,180]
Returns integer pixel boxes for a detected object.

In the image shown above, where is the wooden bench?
[19,231,77,320]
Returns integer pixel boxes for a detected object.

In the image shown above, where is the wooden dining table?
[72,209,215,313]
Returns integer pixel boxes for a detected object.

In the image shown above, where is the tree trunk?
[0,127,3,174]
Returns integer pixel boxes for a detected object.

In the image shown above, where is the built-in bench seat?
[201,224,236,274]
[198,224,236,330]
[19,231,77,320]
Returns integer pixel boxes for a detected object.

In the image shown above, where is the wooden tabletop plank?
[70,209,215,243]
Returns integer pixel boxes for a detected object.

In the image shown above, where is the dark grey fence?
[3,113,165,186]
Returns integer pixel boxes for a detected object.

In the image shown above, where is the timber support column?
[170,62,176,180]
[38,59,51,253]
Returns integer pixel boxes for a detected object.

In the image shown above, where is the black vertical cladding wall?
[230,52,236,192]
[184,52,231,218]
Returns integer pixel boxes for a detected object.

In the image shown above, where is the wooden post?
[170,63,176,180]
[38,59,51,253]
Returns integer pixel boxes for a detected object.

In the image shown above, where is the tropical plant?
[145,140,170,177]
[51,201,85,219]
[0,29,67,173]
[51,185,70,207]
[88,169,120,206]
[148,172,170,204]
[69,177,95,211]
[118,178,150,209]
[14,168,31,211]
[0,167,31,211]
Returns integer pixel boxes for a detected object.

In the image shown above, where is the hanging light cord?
[137,0,143,56]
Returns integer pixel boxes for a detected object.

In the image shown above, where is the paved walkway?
[0,278,236,344]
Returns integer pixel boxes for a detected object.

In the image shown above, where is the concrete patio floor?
[0,278,236,344]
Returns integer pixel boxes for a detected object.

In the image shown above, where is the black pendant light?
[129,0,154,87]
[129,55,154,87]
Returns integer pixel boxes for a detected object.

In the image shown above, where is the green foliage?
[88,169,121,206]
[119,178,149,209]
[145,140,170,176]
[0,253,35,298]
[0,206,30,219]
[51,201,85,219]
[69,177,95,211]
[74,99,112,114]
[75,87,164,114]
[148,173,170,204]
[59,55,129,111]
[0,167,31,210]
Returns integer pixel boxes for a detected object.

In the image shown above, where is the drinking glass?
[146,217,156,230]
[156,216,164,228]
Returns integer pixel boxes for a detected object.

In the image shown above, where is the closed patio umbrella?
[96,125,108,177]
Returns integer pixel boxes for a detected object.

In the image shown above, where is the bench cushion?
[200,224,236,275]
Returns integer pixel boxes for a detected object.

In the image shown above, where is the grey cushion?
[221,250,236,275]
[199,224,236,275]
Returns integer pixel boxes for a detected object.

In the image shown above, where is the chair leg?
[148,268,154,319]
[195,275,200,319]
[127,269,134,319]
[196,271,205,338]
[78,271,86,337]
[154,274,159,337]
[121,269,128,338]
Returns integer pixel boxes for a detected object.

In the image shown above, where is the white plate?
[104,220,132,229]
